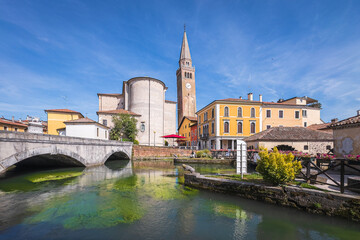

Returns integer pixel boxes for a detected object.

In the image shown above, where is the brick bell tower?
[176,27,196,127]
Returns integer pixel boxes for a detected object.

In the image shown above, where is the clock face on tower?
[185,83,191,89]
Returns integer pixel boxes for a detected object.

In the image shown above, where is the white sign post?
[236,140,247,178]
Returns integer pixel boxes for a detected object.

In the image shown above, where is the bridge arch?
[101,148,131,165]
[1,147,87,170]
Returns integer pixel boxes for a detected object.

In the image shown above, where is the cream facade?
[64,118,109,140]
[329,112,360,157]
[97,77,176,146]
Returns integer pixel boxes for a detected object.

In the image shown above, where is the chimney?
[248,93,253,101]
[259,94,263,102]
[239,96,242,99]
[357,110,360,116]
[331,118,338,123]
[12,116,14,122]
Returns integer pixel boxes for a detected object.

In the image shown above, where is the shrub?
[256,147,302,185]
[196,149,212,158]
[165,140,169,146]
[133,140,139,145]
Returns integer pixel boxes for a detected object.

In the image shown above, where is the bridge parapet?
[0,131,133,173]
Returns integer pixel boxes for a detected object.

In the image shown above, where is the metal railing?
[300,158,360,194]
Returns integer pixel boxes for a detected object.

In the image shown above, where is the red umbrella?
[161,134,185,146]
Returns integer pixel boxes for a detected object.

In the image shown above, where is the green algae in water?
[203,200,247,219]
[26,186,146,229]
[0,169,84,192]
[27,172,83,183]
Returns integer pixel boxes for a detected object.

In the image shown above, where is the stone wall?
[184,173,360,222]
[133,145,192,159]
[333,127,360,156]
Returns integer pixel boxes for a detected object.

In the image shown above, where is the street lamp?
[153,131,156,146]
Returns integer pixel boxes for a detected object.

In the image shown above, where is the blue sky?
[1,0,359,123]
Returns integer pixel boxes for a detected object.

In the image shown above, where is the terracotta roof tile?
[329,115,360,128]
[45,109,83,115]
[0,118,28,128]
[245,127,333,142]
[96,109,141,116]
[307,123,332,131]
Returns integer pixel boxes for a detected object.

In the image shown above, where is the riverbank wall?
[175,158,234,165]
[184,173,360,222]
[132,145,192,160]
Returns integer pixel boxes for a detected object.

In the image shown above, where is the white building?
[64,117,109,140]
[97,77,176,146]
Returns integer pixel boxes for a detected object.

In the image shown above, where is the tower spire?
[179,28,191,63]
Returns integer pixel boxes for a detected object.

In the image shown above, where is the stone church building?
[97,77,176,146]
[97,29,197,146]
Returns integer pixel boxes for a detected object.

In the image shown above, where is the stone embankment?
[184,172,360,222]
[175,158,234,165]
[132,145,192,160]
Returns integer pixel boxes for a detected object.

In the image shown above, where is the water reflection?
[0,160,359,240]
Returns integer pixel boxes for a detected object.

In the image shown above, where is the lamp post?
[120,132,123,142]
[153,131,156,146]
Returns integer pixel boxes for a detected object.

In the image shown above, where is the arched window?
[224,106,229,117]
[211,108,214,118]
[190,73,192,79]
[237,122,242,133]
[224,121,229,133]
[250,122,256,134]
[251,108,255,118]
[237,107,242,117]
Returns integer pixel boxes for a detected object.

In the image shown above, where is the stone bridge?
[0,131,133,173]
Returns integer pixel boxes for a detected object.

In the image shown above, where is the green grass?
[206,173,263,183]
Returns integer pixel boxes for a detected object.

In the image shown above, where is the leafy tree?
[110,114,138,142]
[256,147,302,185]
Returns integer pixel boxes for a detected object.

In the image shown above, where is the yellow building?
[0,118,27,132]
[45,109,84,135]
[197,94,323,150]
[197,94,262,150]
[178,116,197,147]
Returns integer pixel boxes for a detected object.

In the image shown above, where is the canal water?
[0,159,359,240]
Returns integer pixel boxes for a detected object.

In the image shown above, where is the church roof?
[180,30,191,60]
[96,109,141,117]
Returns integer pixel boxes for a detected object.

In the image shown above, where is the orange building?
[178,116,197,147]
[0,118,27,132]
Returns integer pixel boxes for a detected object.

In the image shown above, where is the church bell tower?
[177,28,196,126]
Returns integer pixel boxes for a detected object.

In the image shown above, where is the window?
[140,122,145,132]
[105,131,107,139]
[266,125,271,129]
[326,145,331,150]
[304,122,307,127]
[279,110,284,118]
[251,108,255,118]
[103,119,107,126]
[250,122,256,134]
[304,145,308,150]
[224,106,229,117]
[4,126,7,131]
[212,108,214,118]
[97,128,99,137]
[190,73,192,79]
[237,107,242,117]
[199,116,201,123]
[15,128,18,132]
[295,111,300,119]
[199,127,201,135]
[302,110,307,118]
[211,122,214,134]
[266,110,271,118]
[237,121,243,133]
[224,121,229,133]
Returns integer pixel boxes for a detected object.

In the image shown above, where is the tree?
[110,113,138,142]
